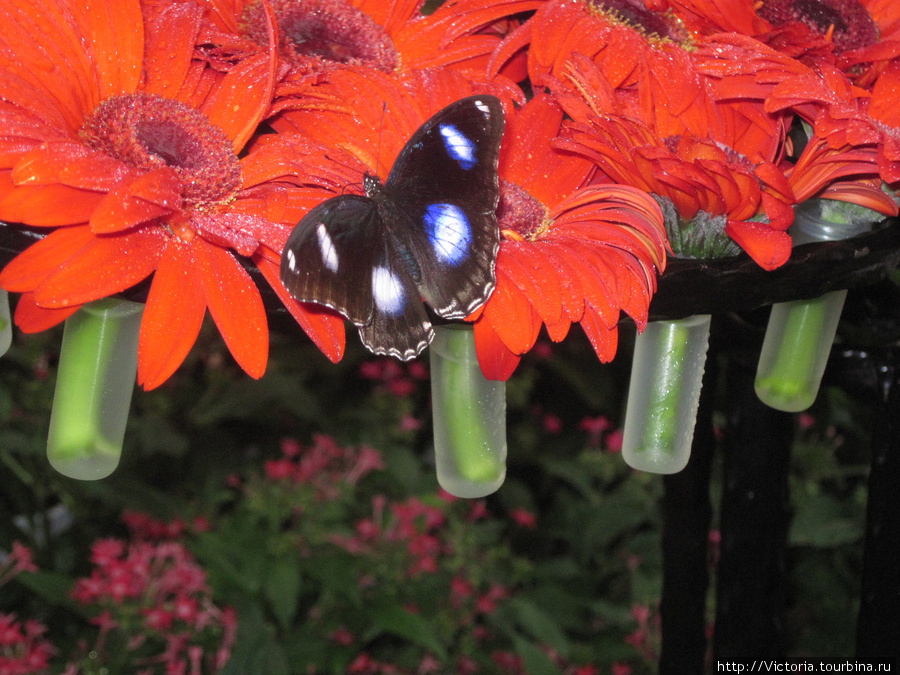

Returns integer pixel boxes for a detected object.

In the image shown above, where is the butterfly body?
[280,95,505,360]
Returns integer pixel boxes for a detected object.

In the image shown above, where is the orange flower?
[473,94,667,379]
[553,55,796,270]
[866,60,900,183]
[0,0,343,389]
[560,104,796,270]
[667,0,900,88]
[763,58,900,188]
[489,0,777,141]
[203,0,533,89]
[786,133,898,215]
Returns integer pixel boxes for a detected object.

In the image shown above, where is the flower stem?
[622,315,712,474]
[0,289,11,358]
[755,290,847,412]
[47,299,144,480]
[429,324,507,498]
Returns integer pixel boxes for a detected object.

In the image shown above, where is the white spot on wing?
[316,223,339,273]
[372,266,405,315]
[424,203,472,265]
[474,99,491,114]
[439,123,476,170]
[285,248,297,271]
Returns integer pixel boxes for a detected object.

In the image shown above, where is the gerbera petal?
[818,179,899,215]
[0,0,98,132]
[487,12,533,78]
[200,2,276,152]
[11,141,129,190]
[364,0,420,33]
[497,241,563,325]
[580,304,619,363]
[0,104,71,167]
[255,256,345,363]
[483,266,542,355]
[33,227,165,307]
[12,291,79,333]
[560,214,663,266]
[501,94,595,203]
[539,242,586,321]
[724,219,792,271]
[869,60,900,129]
[90,168,182,233]
[0,225,94,292]
[574,238,652,326]
[69,0,143,98]
[473,317,522,382]
[193,238,268,379]
[0,183,103,226]
[545,239,618,327]
[142,1,204,100]
[544,317,571,343]
[137,239,207,390]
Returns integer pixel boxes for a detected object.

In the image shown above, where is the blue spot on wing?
[439,124,477,170]
[424,203,472,266]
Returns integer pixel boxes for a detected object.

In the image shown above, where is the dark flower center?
[245,0,400,71]
[759,0,878,52]
[588,0,687,41]
[497,179,550,241]
[80,94,241,209]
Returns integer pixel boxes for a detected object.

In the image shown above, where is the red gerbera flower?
[490,0,799,144]
[864,60,900,184]
[0,0,343,389]
[668,0,900,88]
[203,0,534,90]
[669,37,897,220]
[493,0,699,130]
[559,101,796,269]
[552,55,796,269]
[762,58,900,187]
[786,132,898,215]
[471,94,667,379]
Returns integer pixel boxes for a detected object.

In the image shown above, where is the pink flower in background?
[509,508,537,529]
[0,542,36,586]
[0,613,55,675]
[605,428,624,454]
[69,539,234,673]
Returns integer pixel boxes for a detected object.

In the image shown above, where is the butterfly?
[280,95,505,360]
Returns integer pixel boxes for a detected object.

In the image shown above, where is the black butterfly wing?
[280,195,380,325]
[281,95,505,360]
[355,250,433,359]
[280,193,433,359]
[383,95,505,320]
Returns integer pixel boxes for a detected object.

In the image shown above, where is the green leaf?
[219,609,291,675]
[191,374,319,427]
[367,598,448,660]
[13,571,76,607]
[511,632,564,675]
[263,553,303,630]
[507,596,570,657]
[190,533,262,594]
[789,493,863,547]
[222,636,291,675]
[306,552,362,606]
